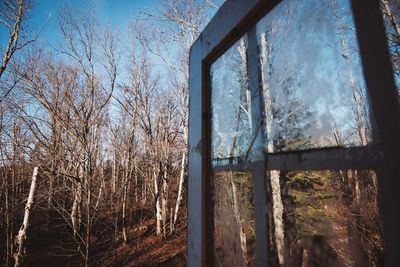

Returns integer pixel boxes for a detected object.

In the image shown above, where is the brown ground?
[23,210,187,267]
[99,219,186,267]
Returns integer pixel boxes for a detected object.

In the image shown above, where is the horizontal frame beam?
[212,146,383,171]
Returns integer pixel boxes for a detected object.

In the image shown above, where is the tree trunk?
[270,171,285,264]
[134,159,138,204]
[85,188,91,267]
[161,171,168,237]
[331,0,369,147]
[154,166,162,236]
[260,31,285,265]
[230,172,247,265]
[14,166,39,267]
[71,181,82,238]
[95,166,104,210]
[112,149,117,193]
[173,151,185,230]
[382,0,400,39]
[122,178,129,243]
[0,0,24,79]
[347,170,368,267]
[5,175,11,267]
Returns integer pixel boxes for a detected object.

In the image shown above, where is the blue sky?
[24,0,157,46]
[1,0,222,95]
[0,0,157,48]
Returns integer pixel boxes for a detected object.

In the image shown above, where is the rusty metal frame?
[188,0,400,266]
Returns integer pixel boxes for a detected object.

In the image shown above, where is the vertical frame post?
[351,0,400,266]
[188,40,205,267]
[247,25,269,266]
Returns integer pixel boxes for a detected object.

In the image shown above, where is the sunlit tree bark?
[14,166,38,267]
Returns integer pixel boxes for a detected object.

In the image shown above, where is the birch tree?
[0,0,44,104]
[14,166,38,267]
[134,0,224,232]
[0,0,30,79]
[16,4,119,264]
[259,31,285,265]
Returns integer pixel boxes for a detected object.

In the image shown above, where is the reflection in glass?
[211,36,263,162]
[209,0,386,266]
[380,0,400,94]
[257,0,373,152]
[265,169,383,266]
[213,171,256,266]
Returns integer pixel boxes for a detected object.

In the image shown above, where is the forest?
[0,0,223,266]
[0,0,399,266]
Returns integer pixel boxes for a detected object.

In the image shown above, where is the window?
[188,0,400,266]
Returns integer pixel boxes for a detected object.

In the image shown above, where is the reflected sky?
[211,37,256,160]
[210,0,375,161]
[257,0,372,152]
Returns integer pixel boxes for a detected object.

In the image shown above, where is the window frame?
[187,0,400,266]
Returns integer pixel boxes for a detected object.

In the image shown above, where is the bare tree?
[0,0,28,78]
[0,0,44,103]
[14,166,38,267]
[133,0,224,233]
[14,3,119,264]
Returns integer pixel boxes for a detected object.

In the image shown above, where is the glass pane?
[211,36,263,164]
[213,171,256,266]
[257,0,374,152]
[265,169,383,266]
[380,0,400,94]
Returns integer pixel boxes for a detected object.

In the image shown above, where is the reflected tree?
[213,171,255,267]
[380,0,400,93]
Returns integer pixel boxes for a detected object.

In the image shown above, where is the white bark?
[270,170,284,264]
[230,173,247,265]
[134,159,138,203]
[238,38,252,129]
[354,170,361,205]
[260,32,285,265]
[170,207,173,234]
[173,148,186,229]
[14,166,39,267]
[154,167,162,236]
[161,168,168,237]
[95,163,105,210]
[71,182,82,238]
[95,177,104,210]
[143,179,147,205]
[112,149,117,193]
[122,178,129,243]
[0,0,23,79]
